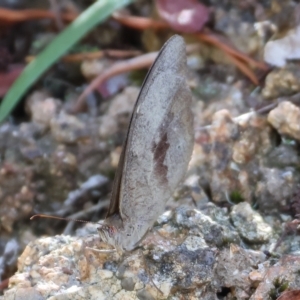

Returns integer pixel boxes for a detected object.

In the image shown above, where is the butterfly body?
[98,35,194,253]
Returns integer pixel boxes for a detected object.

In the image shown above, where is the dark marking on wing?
[152,131,170,184]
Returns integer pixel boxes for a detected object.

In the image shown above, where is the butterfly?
[98,35,194,253]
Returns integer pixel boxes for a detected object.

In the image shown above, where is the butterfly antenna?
[30,214,99,224]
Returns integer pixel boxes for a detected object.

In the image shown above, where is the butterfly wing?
[106,35,194,249]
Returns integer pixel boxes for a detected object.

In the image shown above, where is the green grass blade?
[0,0,134,123]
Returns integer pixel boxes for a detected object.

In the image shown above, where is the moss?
[269,277,289,300]
[230,190,244,204]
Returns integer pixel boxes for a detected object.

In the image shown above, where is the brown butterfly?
[98,35,194,253]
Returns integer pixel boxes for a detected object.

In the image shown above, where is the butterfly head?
[98,224,123,251]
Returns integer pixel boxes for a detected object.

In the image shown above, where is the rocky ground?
[1,0,300,299]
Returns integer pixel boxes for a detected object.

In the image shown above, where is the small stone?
[262,66,300,99]
[10,287,43,300]
[136,288,155,300]
[249,270,264,283]
[121,277,135,291]
[230,202,272,243]
[99,269,113,280]
[50,112,87,143]
[99,87,139,138]
[183,236,208,251]
[255,167,296,212]
[26,91,61,128]
[268,101,300,141]
[99,115,118,138]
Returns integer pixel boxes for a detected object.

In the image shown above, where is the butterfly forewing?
[104,35,194,251]
[106,35,188,217]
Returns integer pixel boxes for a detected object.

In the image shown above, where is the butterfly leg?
[85,246,116,253]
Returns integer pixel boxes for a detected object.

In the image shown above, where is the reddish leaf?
[156,0,209,33]
[97,73,129,98]
[277,290,300,300]
[0,64,24,97]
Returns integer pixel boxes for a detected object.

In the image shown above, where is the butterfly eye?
[107,225,117,237]
[109,227,114,236]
